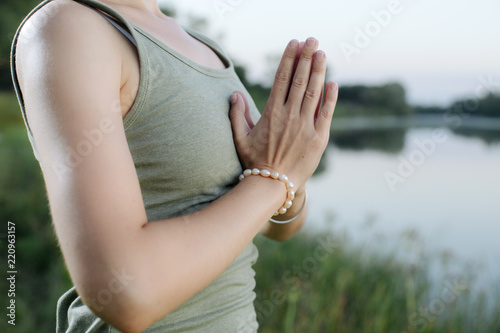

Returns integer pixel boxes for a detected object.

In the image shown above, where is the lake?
[305,124,500,292]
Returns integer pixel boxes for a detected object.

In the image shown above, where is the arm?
[16,4,337,333]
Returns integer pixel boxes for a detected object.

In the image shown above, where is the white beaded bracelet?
[239,168,295,216]
[269,192,307,224]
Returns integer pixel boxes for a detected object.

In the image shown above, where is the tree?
[338,82,411,115]
[0,0,40,90]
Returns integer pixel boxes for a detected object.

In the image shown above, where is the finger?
[293,41,305,74]
[241,92,255,130]
[315,82,338,136]
[314,84,324,121]
[287,37,319,107]
[301,50,327,119]
[282,41,305,103]
[229,92,252,143]
[268,39,299,105]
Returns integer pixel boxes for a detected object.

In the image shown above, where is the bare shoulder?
[18,0,108,42]
[14,0,127,167]
[15,0,123,72]
[15,0,140,120]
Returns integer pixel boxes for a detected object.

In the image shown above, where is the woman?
[11,0,338,331]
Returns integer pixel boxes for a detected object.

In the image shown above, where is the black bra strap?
[82,4,137,47]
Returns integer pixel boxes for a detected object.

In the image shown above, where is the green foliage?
[0,0,41,90]
[254,232,500,333]
[0,118,72,332]
[415,93,500,118]
[451,93,500,118]
[337,83,412,117]
[0,91,24,130]
[234,64,271,113]
[413,94,500,144]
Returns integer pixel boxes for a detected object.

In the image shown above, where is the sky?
[159,0,500,107]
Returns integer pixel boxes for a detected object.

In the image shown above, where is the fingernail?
[315,50,325,61]
[306,37,316,48]
[230,93,237,104]
[289,39,299,49]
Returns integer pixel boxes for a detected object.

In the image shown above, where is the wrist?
[270,188,307,224]
[294,185,307,199]
[239,168,296,216]
[237,171,285,207]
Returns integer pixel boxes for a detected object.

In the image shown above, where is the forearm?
[87,175,285,332]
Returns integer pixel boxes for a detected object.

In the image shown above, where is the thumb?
[229,92,252,141]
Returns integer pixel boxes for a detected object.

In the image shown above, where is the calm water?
[306,127,500,288]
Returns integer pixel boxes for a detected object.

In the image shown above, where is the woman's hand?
[230,38,339,190]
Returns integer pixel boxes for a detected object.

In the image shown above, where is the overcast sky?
[160,0,500,106]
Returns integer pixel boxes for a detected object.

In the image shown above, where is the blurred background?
[1,0,499,332]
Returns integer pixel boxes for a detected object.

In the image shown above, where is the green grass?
[253,232,500,333]
[0,92,73,332]
[0,91,24,130]
[0,123,73,333]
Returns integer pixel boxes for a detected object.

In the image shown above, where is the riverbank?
[254,231,500,333]
[330,114,500,131]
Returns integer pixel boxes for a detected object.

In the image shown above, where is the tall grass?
[253,231,500,333]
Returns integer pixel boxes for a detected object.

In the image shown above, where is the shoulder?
[14,0,128,102]
[18,0,106,40]
[13,0,129,138]
[15,0,123,66]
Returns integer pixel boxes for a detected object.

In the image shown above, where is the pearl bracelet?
[239,168,295,216]
[269,192,307,224]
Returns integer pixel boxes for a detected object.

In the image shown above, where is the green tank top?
[10,0,261,331]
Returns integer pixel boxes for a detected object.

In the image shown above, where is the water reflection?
[328,115,500,156]
[308,125,500,291]
[332,128,406,153]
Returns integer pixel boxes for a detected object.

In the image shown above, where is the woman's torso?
[11,0,262,331]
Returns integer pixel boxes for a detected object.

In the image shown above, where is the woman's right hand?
[230,38,339,190]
